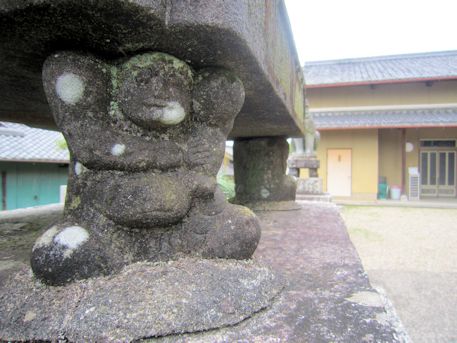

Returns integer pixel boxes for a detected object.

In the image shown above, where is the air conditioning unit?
[408,167,420,200]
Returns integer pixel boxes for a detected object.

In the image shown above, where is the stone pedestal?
[296,178,332,202]
[288,154,320,178]
[0,259,283,342]
[288,155,331,202]
[233,137,296,206]
[297,177,323,194]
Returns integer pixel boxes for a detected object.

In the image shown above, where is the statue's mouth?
[143,98,168,108]
[137,100,186,126]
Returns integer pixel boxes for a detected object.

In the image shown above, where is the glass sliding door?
[420,150,456,197]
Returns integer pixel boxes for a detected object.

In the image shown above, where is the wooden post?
[1,171,6,210]
[401,128,406,195]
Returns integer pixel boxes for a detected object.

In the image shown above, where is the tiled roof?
[0,122,69,163]
[304,51,457,86]
[312,106,457,130]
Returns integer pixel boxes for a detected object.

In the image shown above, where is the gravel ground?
[0,204,62,288]
[341,206,457,343]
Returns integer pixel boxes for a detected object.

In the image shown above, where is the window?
[420,140,456,148]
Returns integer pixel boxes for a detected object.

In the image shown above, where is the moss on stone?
[110,66,119,92]
[119,52,194,84]
[239,206,255,217]
[68,196,81,210]
[109,101,122,119]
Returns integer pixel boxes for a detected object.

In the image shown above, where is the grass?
[217,175,235,200]
[347,226,384,242]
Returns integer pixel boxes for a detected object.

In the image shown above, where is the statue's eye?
[135,74,149,85]
[135,69,158,85]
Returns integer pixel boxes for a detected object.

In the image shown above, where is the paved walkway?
[335,198,457,209]
[341,205,457,343]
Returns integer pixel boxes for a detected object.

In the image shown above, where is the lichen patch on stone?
[160,101,186,125]
[74,162,84,176]
[346,291,384,308]
[55,73,85,105]
[111,143,126,156]
[68,196,81,210]
[23,310,36,323]
[54,226,89,250]
[260,187,270,198]
[33,226,59,251]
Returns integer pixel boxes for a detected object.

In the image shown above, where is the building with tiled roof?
[0,122,69,210]
[0,122,69,163]
[305,50,457,87]
[303,51,457,200]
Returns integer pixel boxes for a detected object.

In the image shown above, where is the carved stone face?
[117,54,192,129]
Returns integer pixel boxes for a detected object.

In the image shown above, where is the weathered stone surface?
[233,136,296,204]
[0,258,284,342]
[296,193,333,202]
[0,0,305,138]
[297,177,324,194]
[30,51,261,285]
[241,200,302,212]
[0,203,409,342]
[288,156,320,169]
[151,203,409,342]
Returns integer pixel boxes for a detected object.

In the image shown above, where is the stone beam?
[0,0,305,138]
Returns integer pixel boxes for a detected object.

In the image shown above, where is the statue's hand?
[186,136,213,168]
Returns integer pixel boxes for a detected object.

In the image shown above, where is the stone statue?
[304,114,319,157]
[292,100,319,158]
[31,51,261,285]
[288,99,321,179]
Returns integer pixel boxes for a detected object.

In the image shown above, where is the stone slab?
[0,202,409,342]
[241,200,302,211]
[297,194,333,202]
[0,259,283,342]
[0,0,305,138]
[153,203,410,342]
[296,177,324,194]
[288,156,320,169]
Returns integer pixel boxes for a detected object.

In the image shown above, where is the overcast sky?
[284,0,457,64]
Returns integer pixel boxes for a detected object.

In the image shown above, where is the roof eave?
[317,123,457,131]
[305,76,457,89]
[0,158,69,164]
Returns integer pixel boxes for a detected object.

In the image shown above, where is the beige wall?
[307,80,457,108]
[379,129,402,187]
[317,129,379,200]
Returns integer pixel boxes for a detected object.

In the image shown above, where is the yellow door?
[327,149,352,197]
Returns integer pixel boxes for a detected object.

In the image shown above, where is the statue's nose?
[143,98,167,107]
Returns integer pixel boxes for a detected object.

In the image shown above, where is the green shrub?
[217,175,235,200]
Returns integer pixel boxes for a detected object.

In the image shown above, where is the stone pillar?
[233,137,296,205]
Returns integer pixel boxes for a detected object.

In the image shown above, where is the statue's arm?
[187,68,244,171]
[42,52,184,171]
[184,68,245,194]
[191,68,245,136]
[186,68,244,174]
